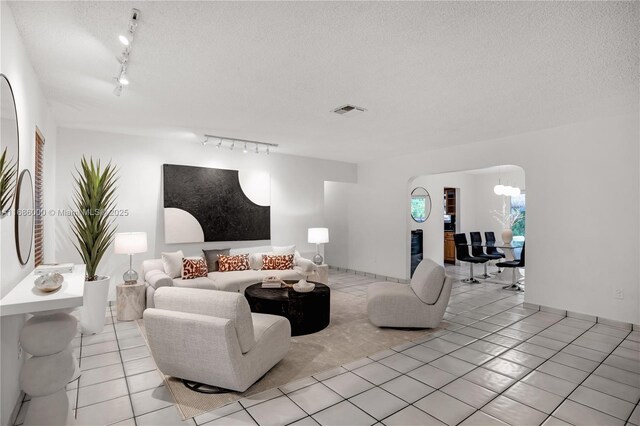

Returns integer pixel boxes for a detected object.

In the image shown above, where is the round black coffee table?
[244,281,330,336]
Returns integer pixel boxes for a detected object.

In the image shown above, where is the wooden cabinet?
[444,231,456,264]
[444,188,456,215]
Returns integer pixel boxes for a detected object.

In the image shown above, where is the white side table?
[308,264,329,285]
[0,264,86,426]
[116,282,146,321]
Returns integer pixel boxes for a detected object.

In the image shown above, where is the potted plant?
[0,147,17,216]
[70,157,118,334]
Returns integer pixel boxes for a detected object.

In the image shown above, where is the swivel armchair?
[144,287,291,392]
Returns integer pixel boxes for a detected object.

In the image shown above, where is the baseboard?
[327,265,410,284]
[522,302,637,331]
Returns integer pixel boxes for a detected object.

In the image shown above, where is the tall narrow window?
[34,128,45,266]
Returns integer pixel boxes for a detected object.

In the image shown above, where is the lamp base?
[313,254,324,265]
[122,269,138,284]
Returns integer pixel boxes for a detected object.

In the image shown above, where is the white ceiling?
[7,1,639,163]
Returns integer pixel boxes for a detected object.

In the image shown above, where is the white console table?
[0,265,86,426]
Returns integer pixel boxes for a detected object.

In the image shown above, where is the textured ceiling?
[7,1,639,163]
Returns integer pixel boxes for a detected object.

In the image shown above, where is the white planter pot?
[81,276,110,335]
[501,228,513,244]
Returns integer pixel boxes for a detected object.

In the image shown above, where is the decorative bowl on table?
[293,279,315,293]
[34,273,64,293]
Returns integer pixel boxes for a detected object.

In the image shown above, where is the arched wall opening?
[407,165,525,276]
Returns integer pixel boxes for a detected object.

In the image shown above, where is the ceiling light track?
[114,8,140,97]
[201,134,278,155]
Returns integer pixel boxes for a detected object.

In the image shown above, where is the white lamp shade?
[114,232,148,254]
[308,228,329,244]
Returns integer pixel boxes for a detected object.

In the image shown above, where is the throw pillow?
[218,254,250,272]
[248,253,265,271]
[272,245,296,254]
[182,257,208,279]
[161,250,184,278]
[262,254,294,270]
[202,248,230,272]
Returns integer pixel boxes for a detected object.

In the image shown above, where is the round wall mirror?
[411,187,432,223]
[1,74,20,216]
[15,170,34,265]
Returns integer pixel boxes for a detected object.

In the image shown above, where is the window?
[34,128,44,266]
[510,192,525,237]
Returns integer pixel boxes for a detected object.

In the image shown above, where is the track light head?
[118,33,132,46]
[230,141,235,150]
[243,143,248,153]
[113,85,123,96]
[266,146,270,155]
[255,144,259,154]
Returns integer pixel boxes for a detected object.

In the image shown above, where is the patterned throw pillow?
[261,254,294,270]
[217,254,250,272]
[182,257,208,279]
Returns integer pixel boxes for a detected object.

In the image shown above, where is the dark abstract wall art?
[163,164,271,243]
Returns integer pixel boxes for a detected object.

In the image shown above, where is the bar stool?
[470,232,503,279]
[496,244,525,291]
[454,233,488,284]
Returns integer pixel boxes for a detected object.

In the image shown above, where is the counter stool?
[470,232,503,279]
[485,231,506,274]
[454,233,488,284]
[497,244,525,291]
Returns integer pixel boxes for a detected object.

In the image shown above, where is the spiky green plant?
[0,147,17,215]
[70,157,118,281]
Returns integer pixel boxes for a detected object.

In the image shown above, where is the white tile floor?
[13,265,640,426]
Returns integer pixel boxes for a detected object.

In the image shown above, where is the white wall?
[345,114,639,324]
[52,128,356,297]
[0,3,58,425]
[324,181,355,269]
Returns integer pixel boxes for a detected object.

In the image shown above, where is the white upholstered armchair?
[367,258,452,328]
[143,287,290,392]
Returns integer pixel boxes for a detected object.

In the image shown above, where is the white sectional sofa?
[142,245,321,308]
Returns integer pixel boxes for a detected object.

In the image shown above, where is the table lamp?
[308,227,329,265]
[114,232,147,284]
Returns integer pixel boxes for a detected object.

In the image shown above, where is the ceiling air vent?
[332,104,367,116]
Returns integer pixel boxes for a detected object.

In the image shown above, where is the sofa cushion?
[182,257,208,279]
[218,254,250,272]
[262,254,294,270]
[161,250,184,278]
[202,248,230,272]
[146,270,173,289]
[172,276,219,290]
[410,258,445,304]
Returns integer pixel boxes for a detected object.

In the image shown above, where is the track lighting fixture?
[113,9,140,96]
[200,134,278,155]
